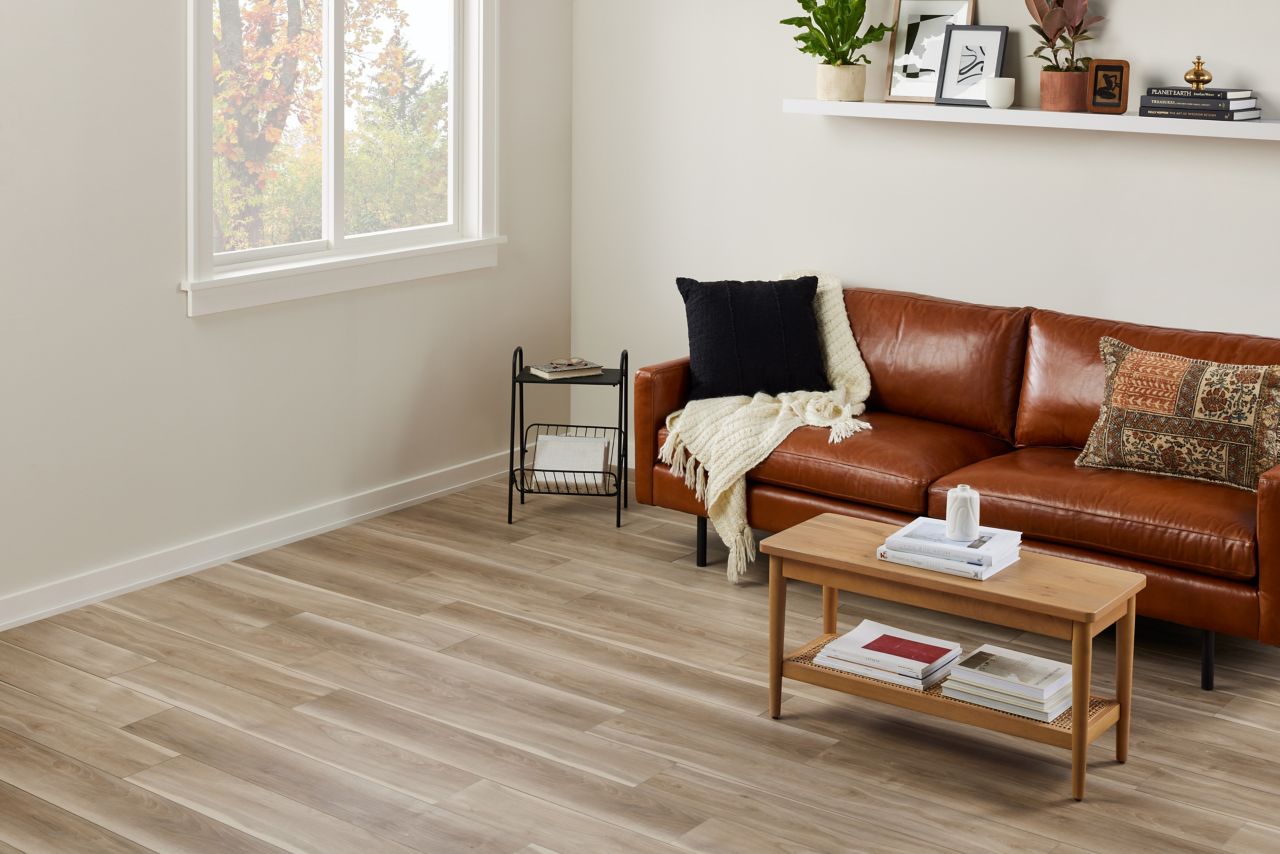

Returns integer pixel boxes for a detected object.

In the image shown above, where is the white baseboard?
[0,450,508,632]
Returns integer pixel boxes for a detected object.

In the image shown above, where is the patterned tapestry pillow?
[1076,337,1280,491]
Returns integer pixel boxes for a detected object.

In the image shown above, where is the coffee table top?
[760,514,1146,623]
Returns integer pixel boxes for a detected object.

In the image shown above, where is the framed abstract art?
[885,0,974,102]
[935,25,1009,106]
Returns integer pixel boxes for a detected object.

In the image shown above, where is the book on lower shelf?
[813,619,961,690]
[1140,106,1262,122]
[943,644,1073,721]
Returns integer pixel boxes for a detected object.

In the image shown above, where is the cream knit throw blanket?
[659,271,873,582]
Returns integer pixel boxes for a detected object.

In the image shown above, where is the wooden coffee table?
[760,514,1146,801]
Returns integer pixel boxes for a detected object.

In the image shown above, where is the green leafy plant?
[1026,0,1104,72]
[781,0,893,67]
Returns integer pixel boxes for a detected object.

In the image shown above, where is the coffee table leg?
[822,586,838,635]
[1115,597,1136,763]
[1071,622,1093,801]
[769,556,786,719]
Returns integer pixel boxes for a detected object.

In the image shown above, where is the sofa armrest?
[1260,465,1280,644]
[633,357,691,505]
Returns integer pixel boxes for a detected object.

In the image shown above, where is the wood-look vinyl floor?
[2,478,1280,853]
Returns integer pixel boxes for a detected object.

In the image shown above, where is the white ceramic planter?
[816,63,866,102]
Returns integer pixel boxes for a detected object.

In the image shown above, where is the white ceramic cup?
[985,77,1016,109]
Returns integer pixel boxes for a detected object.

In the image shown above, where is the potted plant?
[782,0,893,102]
[1026,0,1104,112]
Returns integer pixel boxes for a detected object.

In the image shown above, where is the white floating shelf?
[784,98,1280,143]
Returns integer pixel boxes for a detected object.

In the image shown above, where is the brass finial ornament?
[1184,56,1213,91]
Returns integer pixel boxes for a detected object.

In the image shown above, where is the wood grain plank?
[50,604,332,708]
[0,728,280,853]
[297,690,704,844]
[125,708,517,853]
[0,620,152,677]
[112,662,479,804]
[0,779,147,854]
[0,681,176,778]
[439,780,685,854]
[127,756,421,854]
[291,648,668,786]
[0,641,169,728]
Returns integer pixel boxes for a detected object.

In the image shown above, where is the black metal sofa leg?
[1201,630,1215,691]
[696,516,708,567]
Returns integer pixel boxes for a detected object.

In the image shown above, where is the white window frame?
[183,0,501,316]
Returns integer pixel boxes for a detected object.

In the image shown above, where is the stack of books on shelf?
[529,358,603,380]
[942,645,1073,722]
[1140,87,1261,122]
[813,619,961,690]
[876,517,1021,580]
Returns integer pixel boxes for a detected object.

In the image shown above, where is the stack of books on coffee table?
[942,644,1072,722]
[877,517,1021,580]
[814,619,961,690]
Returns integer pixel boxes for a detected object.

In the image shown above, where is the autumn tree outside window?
[185,0,500,316]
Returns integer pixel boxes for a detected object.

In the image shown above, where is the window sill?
[181,236,507,317]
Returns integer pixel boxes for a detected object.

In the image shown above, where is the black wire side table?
[508,347,629,527]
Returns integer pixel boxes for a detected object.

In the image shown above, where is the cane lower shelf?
[785,635,1120,749]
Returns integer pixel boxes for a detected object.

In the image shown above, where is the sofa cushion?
[929,447,1258,581]
[1077,337,1280,491]
[658,412,1009,515]
[1017,309,1280,449]
[677,277,829,400]
[845,289,1030,442]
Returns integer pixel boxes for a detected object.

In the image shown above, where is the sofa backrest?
[845,288,1031,442]
[1017,309,1280,448]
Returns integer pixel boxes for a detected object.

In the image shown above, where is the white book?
[814,650,952,690]
[944,675,1071,711]
[529,434,611,489]
[822,645,960,681]
[885,517,1021,566]
[941,685,1072,722]
[950,644,1071,701]
[820,619,962,679]
[876,546,1017,580]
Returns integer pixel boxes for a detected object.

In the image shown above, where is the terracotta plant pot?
[1039,70,1089,112]
[816,64,867,102]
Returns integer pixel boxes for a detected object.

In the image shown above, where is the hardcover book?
[1147,86,1252,99]
[876,546,1016,580]
[1140,106,1262,122]
[884,517,1021,566]
[821,619,961,679]
[951,644,1071,700]
[529,359,604,380]
[1140,95,1258,111]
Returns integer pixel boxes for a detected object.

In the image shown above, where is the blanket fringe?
[828,415,873,444]
[725,525,757,584]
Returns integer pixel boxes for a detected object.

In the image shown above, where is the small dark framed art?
[1087,59,1131,114]
[934,25,1009,106]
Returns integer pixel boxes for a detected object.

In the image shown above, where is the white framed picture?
[885,0,974,103]
[936,25,1009,106]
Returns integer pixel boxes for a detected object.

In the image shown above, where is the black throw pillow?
[677,276,831,400]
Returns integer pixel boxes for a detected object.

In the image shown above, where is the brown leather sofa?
[635,288,1280,688]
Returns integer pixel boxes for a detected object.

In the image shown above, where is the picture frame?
[885,0,975,103]
[935,25,1009,106]
[1087,59,1131,114]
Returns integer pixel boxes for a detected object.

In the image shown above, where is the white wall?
[571,0,1280,426]
[0,0,572,618]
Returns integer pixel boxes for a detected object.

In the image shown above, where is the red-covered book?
[863,633,953,665]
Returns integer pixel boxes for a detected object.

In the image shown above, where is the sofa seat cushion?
[663,412,1010,515]
[928,447,1258,581]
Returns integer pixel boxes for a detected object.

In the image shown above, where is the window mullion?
[325,0,345,251]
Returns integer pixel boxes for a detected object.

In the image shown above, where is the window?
[185,0,499,316]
